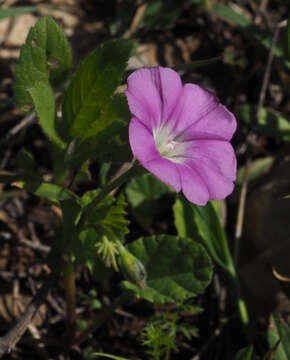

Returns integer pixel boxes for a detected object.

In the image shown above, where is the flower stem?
[63,252,76,343]
[62,162,140,344]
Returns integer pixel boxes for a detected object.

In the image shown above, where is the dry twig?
[0,276,54,357]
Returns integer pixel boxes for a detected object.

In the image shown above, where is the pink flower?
[125,66,237,205]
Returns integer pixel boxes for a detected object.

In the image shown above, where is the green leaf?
[14,16,72,107]
[238,105,290,142]
[84,93,131,139]
[28,81,65,147]
[235,346,254,360]
[22,178,79,202]
[125,173,168,208]
[268,316,290,360]
[0,6,37,20]
[173,196,235,276]
[62,39,135,140]
[82,191,129,241]
[65,94,132,167]
[76,229,113,280]
[121,235,212,303]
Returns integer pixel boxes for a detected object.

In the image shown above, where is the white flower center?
[153,124,186,163]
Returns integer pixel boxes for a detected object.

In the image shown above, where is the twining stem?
[63,252,76,343]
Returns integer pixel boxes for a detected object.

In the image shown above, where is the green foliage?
[118,244,147,289]
[28,81,65,148]
[238,105,290,142]
[82,191,129,241]
[125,173,168,229]
[121,235,212,303]
[75,192,129,272]
[76,229,111,278]
[141,303,199,360]
[0,5,38,20]
[19,178,79,203]
[65,94,132,168]
[62,39,135,141]
[235,346,254,360]
[14,16,72,107]
[268,316,290,360]
[125,173,168,208]
[174,196,235,276]
[141,321,177,360]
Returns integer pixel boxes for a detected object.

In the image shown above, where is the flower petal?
[126,67,182,130]
[171,84,219,135]
[143,158,181,192]
[200,165,234,200]
[176,164,210,205]
[183,140,236,184]
[129,117,160,164]
[179,104,237,142]
[182,156,235,200]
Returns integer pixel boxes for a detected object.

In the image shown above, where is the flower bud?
[118,244,147,289]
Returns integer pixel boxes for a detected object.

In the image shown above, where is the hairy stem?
[63,253,76,343]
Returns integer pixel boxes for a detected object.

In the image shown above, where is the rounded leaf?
[121,235,212,303]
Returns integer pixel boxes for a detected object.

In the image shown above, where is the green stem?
[77,162,140,232]
[63,252,76,343]
[226,261,249,328]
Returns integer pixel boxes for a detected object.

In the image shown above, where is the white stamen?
[153,124,186,163]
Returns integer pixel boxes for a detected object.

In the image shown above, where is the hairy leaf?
[21,178,79,202]
[268,316,290,360]
[121,235,212,303]
[28,81,65,147]
[125,173,168,208]
[14,16,72,107]
[81,191,129,241]
[174,196,235,276]
[62,39,135,140]
[65,94,132,167]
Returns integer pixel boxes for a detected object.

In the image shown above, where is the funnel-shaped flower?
[125,66,237,205]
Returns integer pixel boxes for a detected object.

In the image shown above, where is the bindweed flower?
[125,66,237,205]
